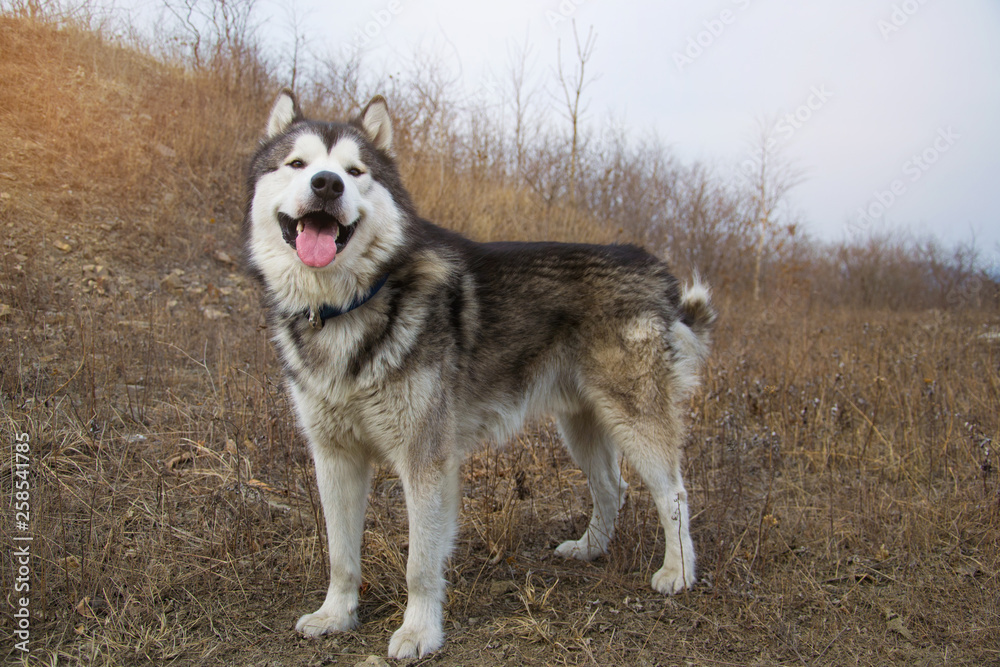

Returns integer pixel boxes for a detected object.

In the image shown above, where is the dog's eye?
[347,167,365,177]
[287,159,305,169]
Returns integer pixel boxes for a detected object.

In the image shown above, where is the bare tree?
[163,0,205,67]
[739,115,805,301]
[161,0,261,86]
[555,22,597,203]
[280,1,312,90]
[504,31,540,179]
[307,49,367,117]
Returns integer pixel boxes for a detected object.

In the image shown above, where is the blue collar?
[305,274,389,329]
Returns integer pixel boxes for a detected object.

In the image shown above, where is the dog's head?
[245,91,412,304]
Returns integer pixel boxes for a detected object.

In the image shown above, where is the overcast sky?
[135,0,1000,260]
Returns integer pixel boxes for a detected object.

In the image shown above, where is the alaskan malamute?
[243,91,715,659]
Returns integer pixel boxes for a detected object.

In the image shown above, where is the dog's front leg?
[387,457,460,659]
[296,446,371,637]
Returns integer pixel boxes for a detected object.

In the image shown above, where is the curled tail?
[667,277,716,398]
[678,277,716,351]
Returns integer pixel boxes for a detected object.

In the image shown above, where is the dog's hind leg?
[296,446,371,636]
[388,455,461,659]
[555,409,628,561]
[611,412,697,594]
[583,318,698,594]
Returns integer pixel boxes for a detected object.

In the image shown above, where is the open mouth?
[278,211,357,268]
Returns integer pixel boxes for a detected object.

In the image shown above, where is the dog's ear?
[266,89,302,139]
[360,95,393,153]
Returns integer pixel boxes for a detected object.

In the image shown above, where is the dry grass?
[1,14,999,666]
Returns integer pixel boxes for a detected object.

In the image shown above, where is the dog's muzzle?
[277,171,359,268]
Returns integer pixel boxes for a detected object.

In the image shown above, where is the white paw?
[387,622,443,659]
[295,607,357,637]
[651,562,696,595]
[555,537,605,562]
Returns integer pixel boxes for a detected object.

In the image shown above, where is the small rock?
[354,657,389,667]
[160,273,184,293]
[203,307,229,320]
[489,580,519,598]
[201,284,221,305]
[155,143,177,158]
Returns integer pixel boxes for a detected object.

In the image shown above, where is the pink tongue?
[296,221,338,267]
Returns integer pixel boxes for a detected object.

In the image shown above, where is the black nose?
[310,171,344,200]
